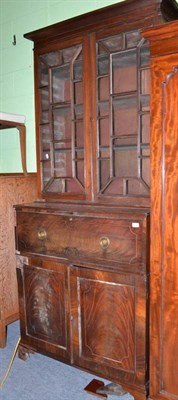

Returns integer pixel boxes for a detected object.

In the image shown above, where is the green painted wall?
[1,0,177,173]
[0,0,124,173]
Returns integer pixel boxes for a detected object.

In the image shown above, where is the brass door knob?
[99,236,110,249]
[37,229,47,240]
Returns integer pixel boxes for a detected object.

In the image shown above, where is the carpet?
[0,322,134,400]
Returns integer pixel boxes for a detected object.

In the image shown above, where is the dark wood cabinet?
[14,1,178,399]
[16,206,149,399]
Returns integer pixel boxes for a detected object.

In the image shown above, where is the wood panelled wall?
[0,175,37,347]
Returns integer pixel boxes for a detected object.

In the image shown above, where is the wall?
[0,0,124,173]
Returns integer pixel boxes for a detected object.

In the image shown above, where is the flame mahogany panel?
[143,21,178,400]
[17,259,71,361]
[71,267,148,389]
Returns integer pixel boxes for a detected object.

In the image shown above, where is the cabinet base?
[18,343,36,360]
[96,382,127,396]
[84,379,107,398]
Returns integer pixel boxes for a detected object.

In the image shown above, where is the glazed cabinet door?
[35,37,91,200]
[92,29,151,207]
[17,258,71,362]
[71,266,148,398]
[35,28,151,207]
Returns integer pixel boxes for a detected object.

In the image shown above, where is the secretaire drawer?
[15,211,148,267]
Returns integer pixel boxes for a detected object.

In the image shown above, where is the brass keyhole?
[37,229,47,240]
[99,236,110,249]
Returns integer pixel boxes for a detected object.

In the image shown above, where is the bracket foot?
[96,382,127,397]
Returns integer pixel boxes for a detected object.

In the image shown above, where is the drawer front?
[16,212,147,266]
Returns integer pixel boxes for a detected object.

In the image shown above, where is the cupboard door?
[150,59,178,399]
[143,23,178,400]
[71,267,148,391]
[17,259,71,361]
[94,30,150,206]
[161,64,178,399]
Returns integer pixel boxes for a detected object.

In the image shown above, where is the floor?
[0,321,134,400]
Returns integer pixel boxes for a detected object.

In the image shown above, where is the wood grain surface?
[0,175,37,347]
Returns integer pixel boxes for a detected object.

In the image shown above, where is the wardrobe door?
[143,23,178,400]
[161,64,178,399]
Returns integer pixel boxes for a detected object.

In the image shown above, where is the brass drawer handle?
[37,229,47,240]
[99,236,110,249]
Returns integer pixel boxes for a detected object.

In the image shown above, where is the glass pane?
[40,87,49,110]
[140,95,150,112]
[39,61,48,86]
[40,111,49,124]
[75,121,83,146]
[98,76,109,101]
[52,66,70,103]
[40,128,51,160]
[140,147,150,187]
[74,81,83,104]
[112,50,137,94]
[114,148,138,178]
[98,117,110,147]
[102,179,124,195]
[73,58,82,81]
[62,46,81,63]
[41,51,61,67]
[75,150,84,187]
[140,45,150,67]
[99,149,110,189]
[141,114,150,144]
[125,31,141,48]
[141,69,150,95]
[113,97,137,139]
[97,53,109,76]
[54,146,72,177]
[98,100,109,118]
[74,104,83,120]
[126,178,149,196]
[53,107,71,141]
[99,35,124,52]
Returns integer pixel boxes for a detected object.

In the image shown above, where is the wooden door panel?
[72,267,148,388]
[143,23,178,400]
[24,266,66,346]
[79,277,135,371]
[17,260,71,361]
